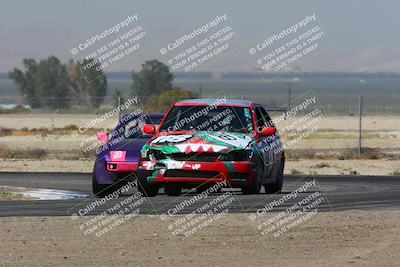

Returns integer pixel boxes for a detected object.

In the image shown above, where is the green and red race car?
[138,98,285,196]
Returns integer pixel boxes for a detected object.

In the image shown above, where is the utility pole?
[117,96,121,120]
[287,82,292,111]
[284,82,292,120]
[358,95,363,156]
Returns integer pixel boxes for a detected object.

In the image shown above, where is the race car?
[138,99,285,197]
[92,113,164,197]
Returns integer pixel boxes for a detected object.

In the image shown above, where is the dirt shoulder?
[0,158,399,176]
[0,186,32,200]
[286,159,400,176]
[0,159,94,173]
[0,211,399,266]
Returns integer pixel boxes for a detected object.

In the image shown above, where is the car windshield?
[159,105,254,133]
[110,114,153,140]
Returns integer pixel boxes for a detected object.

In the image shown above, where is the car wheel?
[241,158,262,195]
[92,171,112,198]
[137,170,158,197]
[196,184,209,194]
[195,184,221,194]
[264,160,284,194]
[164,184,182,196]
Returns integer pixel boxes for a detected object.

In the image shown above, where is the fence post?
[287,82,292,111]
[358,95,363,155]
[117,96,121,120]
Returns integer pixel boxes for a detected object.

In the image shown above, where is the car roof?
[119,113,164,124]
[175,98,255,107]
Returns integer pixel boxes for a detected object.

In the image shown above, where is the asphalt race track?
[0,172,400,217]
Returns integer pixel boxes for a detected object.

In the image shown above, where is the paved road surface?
[0,172,399,217]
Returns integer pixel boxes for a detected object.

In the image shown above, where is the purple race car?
[92,113,164,197]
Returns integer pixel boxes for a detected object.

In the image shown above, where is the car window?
[159,106,254,133]
[111,115,146,140]
[124,119,142,138]
[255,107,267,128]
[259,106,274,128]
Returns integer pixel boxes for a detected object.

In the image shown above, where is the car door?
[254,106,273,183]
[259,106,283,179]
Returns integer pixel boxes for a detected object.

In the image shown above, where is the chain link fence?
[0,91,398,171]
[0,94,399,116]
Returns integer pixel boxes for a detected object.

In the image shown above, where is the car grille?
[169,152,220,162]
[163,170,220,179]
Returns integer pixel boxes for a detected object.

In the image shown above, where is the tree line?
[9,57,106,108]
[9,57,198,111]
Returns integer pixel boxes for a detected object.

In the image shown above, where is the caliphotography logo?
[247,10,333,83]
[158,8,242,81]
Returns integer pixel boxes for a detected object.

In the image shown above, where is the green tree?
[131,60,174,103]
[147,87,200,112]
[9,59,39,107]
[9,56,69,108]
[35,56,69,108]
[69,58,107,108]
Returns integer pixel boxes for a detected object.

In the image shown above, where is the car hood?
[142,131,254,154]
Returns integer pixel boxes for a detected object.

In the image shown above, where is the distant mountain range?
[337,48,400,72]
[1,23,400,73]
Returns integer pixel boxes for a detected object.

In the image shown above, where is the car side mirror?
[143,124,156,135]
[97,131,109,144]
[261,127,276,136]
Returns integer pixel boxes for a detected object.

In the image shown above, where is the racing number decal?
[151,134,192,144]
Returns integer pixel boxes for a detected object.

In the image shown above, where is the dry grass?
[348,170,358,175]
[287,147,389,161]
[0,191,26,200]
[287,159,400,176]
[0,144,393,162]
[0,107,31,115]
[301,132,383,140]
[0,144,99,160]
[0,186,31,200]
[313,162,330,168]
[290,169,303,175]
[0,126,100,137]
[391,170,400,175]
[0,115,398,162]
[0,146,48,159]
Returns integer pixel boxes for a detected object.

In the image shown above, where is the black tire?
[92,171,112,198]
[196,185,222,194]
[196,185,207,194]
[164,184,182,196]
[137,170,158,197]
[241,159,262,195]
[264,160,284,194]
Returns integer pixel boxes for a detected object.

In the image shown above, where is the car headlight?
[146,149,166,161]
[221,150,252,161]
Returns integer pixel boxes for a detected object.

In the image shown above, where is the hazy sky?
[1,0,399,72]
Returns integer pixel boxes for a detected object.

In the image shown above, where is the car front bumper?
[140,160,254,187]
